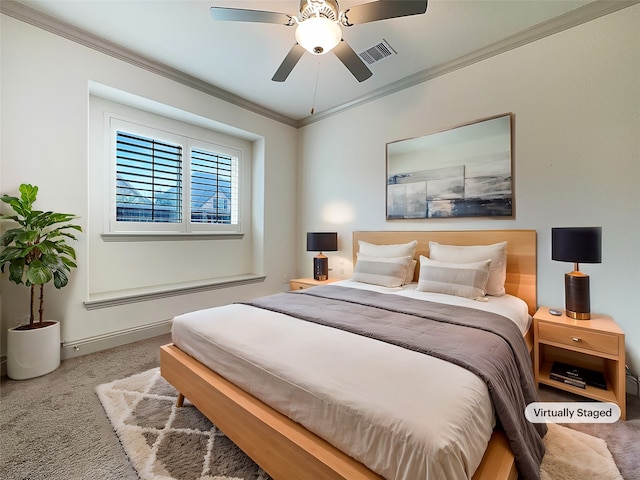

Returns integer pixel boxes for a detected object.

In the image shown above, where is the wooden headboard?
[353,230,537,315]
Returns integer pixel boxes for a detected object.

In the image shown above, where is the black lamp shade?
[552,227,602,264]
[306,232,338,252]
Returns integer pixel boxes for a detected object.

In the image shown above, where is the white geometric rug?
[96,368,270,480]
[97,368,622,480]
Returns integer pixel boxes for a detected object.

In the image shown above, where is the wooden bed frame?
[161,229,537,480]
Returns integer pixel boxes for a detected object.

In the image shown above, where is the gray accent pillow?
[417,256,491,298]
[353,254,413,288]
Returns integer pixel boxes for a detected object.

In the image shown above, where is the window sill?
[101,232,244,242]
[84,273,265,310]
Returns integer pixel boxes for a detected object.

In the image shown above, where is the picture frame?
[386,113,514,219]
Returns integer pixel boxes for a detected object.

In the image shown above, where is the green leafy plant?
[0,183,82,329]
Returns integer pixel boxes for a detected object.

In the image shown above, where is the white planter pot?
[7,321,61,380]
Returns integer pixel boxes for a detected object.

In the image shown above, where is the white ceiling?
[5,0,634,125]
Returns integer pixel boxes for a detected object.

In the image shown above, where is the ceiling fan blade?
[333,40,372,82]
[272,44,306,82]
[210,7,294,25]
[341,1,428,26]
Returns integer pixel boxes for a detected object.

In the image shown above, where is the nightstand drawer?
[290,281,310,290]
[539,322,618,356]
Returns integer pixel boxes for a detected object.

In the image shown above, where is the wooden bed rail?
[160,344,384,480]
[161,343,517,480]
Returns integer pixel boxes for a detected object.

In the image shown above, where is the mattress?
[171,282,531,480]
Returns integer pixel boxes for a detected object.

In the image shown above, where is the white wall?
[1,15,298,357]
[298,7,640,374]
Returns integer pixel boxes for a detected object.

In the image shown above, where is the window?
[110,119,241,234]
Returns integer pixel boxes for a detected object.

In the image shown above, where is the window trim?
[100,231,244,242]
[107,116,244,237]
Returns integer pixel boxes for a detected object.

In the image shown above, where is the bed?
[160,230,543,480]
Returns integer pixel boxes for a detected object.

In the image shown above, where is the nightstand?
[289,277,339,290]
[533,307,626,420]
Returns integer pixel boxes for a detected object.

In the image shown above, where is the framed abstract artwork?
[386,113,514,219]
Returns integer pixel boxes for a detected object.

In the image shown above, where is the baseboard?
[0,321,171,378]
[60,320,172,360]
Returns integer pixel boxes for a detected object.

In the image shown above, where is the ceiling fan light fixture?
[295,17,342,55]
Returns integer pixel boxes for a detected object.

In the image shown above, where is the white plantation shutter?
[110,118,241,235]
[190,148,238,225]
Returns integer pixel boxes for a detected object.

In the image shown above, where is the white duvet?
[171,281,531,480]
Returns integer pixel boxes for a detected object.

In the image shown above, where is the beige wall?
[298,6,640,374]
[1,5,639,380]
[1,15,298,357]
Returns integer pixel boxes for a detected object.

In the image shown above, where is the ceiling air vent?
[358,39,397,65]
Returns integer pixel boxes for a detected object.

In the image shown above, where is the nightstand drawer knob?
[572,337,581,342]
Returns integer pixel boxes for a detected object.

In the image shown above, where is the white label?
[525,402,620,423]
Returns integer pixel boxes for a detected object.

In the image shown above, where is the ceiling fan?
[210,1,428,82]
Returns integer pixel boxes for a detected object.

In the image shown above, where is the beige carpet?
[541,423,622,480]
[97,368,623,480]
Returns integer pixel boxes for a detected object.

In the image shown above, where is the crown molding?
[0,0,299,128]
[3,0,637,129]
[299,0,639,126]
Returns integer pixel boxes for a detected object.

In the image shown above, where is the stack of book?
[550,361,607,390]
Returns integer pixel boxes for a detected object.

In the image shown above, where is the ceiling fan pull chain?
[311,61,321,115]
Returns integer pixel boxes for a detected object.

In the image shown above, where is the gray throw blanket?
[243,285,546,480]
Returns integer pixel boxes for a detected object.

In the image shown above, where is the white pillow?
[353,254,413,288]
[358,240,417,258]
[417,256,491,299]
[428,241,507,296]
[358,240,418,283]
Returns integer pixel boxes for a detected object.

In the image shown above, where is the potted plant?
[1,183,82,380]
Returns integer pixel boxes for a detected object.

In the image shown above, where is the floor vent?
[358,39,397,65]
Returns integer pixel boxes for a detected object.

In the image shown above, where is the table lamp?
[306,232,338,281]
[551,227,602,319]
